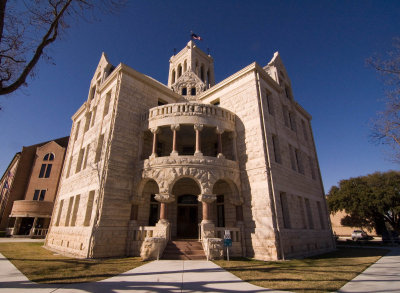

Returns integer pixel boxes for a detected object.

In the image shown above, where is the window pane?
[33,190,40,200]
[39,164,46,178]
[49,153,54,161]
[44,154,49,161]
[45,164,52,178]
[39,190,46,201]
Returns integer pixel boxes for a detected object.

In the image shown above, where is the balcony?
[142,102,236,132]
[10,200,54,218]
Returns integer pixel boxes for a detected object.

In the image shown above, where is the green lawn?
[214,247,388,292]
[0,242,146,284]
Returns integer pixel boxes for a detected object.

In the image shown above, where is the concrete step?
[162,240,206,260]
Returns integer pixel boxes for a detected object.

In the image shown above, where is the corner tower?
[168,40,215,100]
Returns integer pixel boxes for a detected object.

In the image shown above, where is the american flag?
[191,33,203,41]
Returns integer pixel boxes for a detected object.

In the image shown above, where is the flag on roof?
[191,33,203,41]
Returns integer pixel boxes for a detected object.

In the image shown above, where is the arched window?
[44,153,54,161]
[39,153,54,178]
[171,69,176,84]
[178,64,182,78]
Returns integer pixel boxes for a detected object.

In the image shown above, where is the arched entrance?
[171,177,201,239]
[177,194,198,238]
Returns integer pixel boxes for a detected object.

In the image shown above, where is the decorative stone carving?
[171,71,206,101]
[140,237,166,261]
[198,194,216,203]
[155,193,175,203]
[205,238,224,260]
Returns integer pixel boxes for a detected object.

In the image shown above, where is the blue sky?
[0,0,399,192]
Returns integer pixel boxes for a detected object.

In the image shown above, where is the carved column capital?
[198,193,217,203]
[216,126,225,135]
[155,193,175,203]
[150,127,161,134]
[194,124,204,132]
[170,124,180,131]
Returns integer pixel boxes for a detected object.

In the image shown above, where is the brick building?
[0,137,69,237]
[45,41,335,260]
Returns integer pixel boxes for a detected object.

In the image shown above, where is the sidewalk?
[0,253,284,293]
[1,239,399,293]
[337,247,400,293]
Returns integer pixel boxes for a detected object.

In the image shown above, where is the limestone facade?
[45,41,335,260]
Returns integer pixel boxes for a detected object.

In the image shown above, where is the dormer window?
[191,88,196,95]
[182,87,187,95]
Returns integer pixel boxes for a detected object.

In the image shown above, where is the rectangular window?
[84,191,95,226]
[289,144,296,171]
[65,196,74,226]
[33,190,40,200]
[295,149,304,174]
[89,86,96,100]
[55,199,64,226]
[265,91,274,115]
[90,106,97,127]
[84,112,92,132]
[103,92,111,117]
[70,194,80,226]
[66,156,73,178]
[39,164,46,178]
[272,135,281,163]
[298,196,307,229]
[39,190,46,201]
[289,111,297,132]
[317,201,326,229]
[83,145,90,170]
[305,198,314,229]
[309,156,316,179]
[301,120,308,141]
[44,164,52,178]
[95,134,104,163]
[280,192,291,229]
[76,148,85,173]
[282,106,289,127]
[74,121,81,141]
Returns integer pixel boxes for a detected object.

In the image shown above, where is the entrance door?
[177,195,198,238]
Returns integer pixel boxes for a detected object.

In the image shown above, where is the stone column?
[199,194,217,239]
[150,127,160,158]
[230,132,238,161]
[29,217,39,236]
[194,124,204,156]
[216,127,225,158]
[12,217,22,236]
[155,193,175,241]
[170,124,180,156]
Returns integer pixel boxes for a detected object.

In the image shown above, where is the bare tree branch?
[0,0,125,98]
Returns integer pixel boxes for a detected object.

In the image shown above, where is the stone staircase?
[162,240,206,260]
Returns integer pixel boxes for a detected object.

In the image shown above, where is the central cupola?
[168,40,215,101]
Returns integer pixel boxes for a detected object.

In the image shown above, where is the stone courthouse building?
[45,41,334,260]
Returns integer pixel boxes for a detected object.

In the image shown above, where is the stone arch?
[168,174,202,196]
[212,176,242,205]
[167,167,219,196]
[136,178,160,200]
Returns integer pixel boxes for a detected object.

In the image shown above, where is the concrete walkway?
[338,247,400,293]
[1,239,400,293]
[0,253,284,293]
